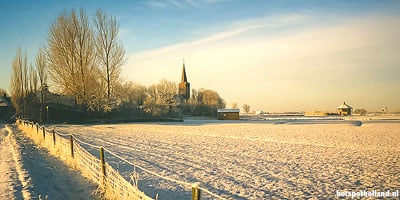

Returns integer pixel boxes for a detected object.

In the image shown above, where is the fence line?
[103,147,194,188]
[16,120,225,200]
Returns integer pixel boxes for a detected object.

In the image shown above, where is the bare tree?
[36,47,48,89]
[75,9,96,103]
[187,88,225,116]
[10,48,28,115]
[130,83,147,106]
[157,79,177,115]
[242,104,250,114]
[36,47,48,122]
[22,56,28,97]
[147,84,158,102]
[47,9,96,106]
[144,84,158,115]
[199,89,224,107]
[29,64,38,93]
[47,10,78,99]
[94,9,125,102]
[114,81,147,106]
[232,102,238,109]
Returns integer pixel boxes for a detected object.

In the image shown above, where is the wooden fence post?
[70,134,74,158]
[36,124,39,134]
[100,147,106,188]
[52,129,56,146]
[42,127,45,140]
[46,106,49,123]
[192,183,201,200]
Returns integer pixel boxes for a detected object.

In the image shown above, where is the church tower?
[178,60,190,101]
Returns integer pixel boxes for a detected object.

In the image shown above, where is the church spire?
[181,59,188,83]
[178,59,190,100]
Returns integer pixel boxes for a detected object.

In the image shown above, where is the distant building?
[178,60,190,101]
[217,109,240,120]
[255,110,266,115]
[337,102,352,116]
[0,94,11,107]
[0,93,14,120]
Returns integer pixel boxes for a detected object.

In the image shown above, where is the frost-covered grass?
[54,121,400,199]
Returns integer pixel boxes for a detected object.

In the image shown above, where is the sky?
[1,0,400,112]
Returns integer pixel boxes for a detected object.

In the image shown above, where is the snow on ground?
[0,124,98,200]
[54,120,400,199]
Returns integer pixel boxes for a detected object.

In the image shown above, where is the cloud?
[124,13,400,111]
[144,0,201,9]
[144,1,167,8]
[186,0,197,6]
[203,0,229,4]
[144,0,230,9]
[128,14,309,62]
[169,0,185,8]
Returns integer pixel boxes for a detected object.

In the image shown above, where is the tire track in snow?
[67,128,269,198]
[3,125,32,199]
[8,125,99,199]
[73,133,206,179]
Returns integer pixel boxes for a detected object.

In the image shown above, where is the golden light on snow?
[55,121,400,199]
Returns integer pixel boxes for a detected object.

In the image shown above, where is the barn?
[217,109,240,120]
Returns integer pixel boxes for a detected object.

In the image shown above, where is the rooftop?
[217,109,240,113]
[337,102,352,109]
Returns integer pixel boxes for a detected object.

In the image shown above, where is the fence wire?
[17,120,225,200]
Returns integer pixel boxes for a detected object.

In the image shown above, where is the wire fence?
[16,119,225,200]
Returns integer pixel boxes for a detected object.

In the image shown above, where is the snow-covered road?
[0,124,98,200]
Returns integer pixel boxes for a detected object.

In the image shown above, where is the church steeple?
[178,59,190,101]
[181,59,188,83]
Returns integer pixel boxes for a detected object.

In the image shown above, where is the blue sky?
[1,0,400,112]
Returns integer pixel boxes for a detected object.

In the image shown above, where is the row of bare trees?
[114,79,178,116]
[10,49,41,116]
[10,9,125,119]
[114,80,226,117]
[10,8,226,121]
[47,9,125,107]
[231,103,251,113]
[182,88,226,116]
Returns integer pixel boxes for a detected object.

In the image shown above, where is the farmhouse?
[217,108,240,120]
[337,102,352,116]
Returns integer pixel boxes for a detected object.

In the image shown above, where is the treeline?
[182,88,226,116]
[10,8,225,122]
[115,80,225,117]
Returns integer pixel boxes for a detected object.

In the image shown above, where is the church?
[178,60,190,103]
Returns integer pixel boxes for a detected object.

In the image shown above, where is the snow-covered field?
[54,120,400,199]
[0,124,98,200]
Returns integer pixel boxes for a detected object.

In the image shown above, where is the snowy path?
[54,121,400,199]
[0,124,30,199]
[0,124,98,200]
